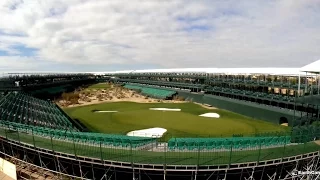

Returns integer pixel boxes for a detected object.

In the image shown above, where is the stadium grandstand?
[0,60,320,179]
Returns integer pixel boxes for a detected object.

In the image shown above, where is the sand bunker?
[94,110,118,113]
[149,108,181,111]
[199,113,220,118]
[127,127,167,138]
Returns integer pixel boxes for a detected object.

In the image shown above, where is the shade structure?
[300,59,320,74]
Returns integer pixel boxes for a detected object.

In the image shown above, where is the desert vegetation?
[57,82,186,107]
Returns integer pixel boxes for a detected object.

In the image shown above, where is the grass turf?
[64,102,289,141]
[86,83,111,89]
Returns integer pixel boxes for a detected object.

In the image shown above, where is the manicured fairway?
[64,102,289,140]
[86,83,111,89]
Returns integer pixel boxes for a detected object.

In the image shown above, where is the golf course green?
[64,102,289,141]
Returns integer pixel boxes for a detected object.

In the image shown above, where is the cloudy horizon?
[0,0,319,72]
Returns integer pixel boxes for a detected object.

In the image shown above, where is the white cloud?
[0,0,319,71]
[0,56,41,71]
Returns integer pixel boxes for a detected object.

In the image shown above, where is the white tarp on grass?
[199,113,220,118]
[149,108,181,111]
[127,127,167,138]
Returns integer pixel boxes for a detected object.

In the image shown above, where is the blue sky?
[0,45,37,56]
[0,0,319,72]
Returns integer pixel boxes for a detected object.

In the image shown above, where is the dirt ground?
[57,84,187,108]
[314,140,320,145]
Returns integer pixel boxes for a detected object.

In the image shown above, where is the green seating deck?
[119,79,204,89]
[0,120,156,149]
[168,136,291,151]
[207,87,296,102]
[124,84,176,99]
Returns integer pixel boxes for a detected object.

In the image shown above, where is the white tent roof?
[102,59,320,75]
[207,68,305,76]
[102,68,218,74]
[134,68,217,73]
[300,59,320,73]
[97,70,135,74]
[2,59,319,76]
[101,67,308,76]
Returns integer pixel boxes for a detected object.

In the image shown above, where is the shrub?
[70,98,79,104]
[61,92,80,104]
[173,95,185,101]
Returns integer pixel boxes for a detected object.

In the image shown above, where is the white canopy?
[134,68,217,73]
[102,67,307,76]
[2,59,319,76]
[300,59,320,73]
[103,68,217,74]
[207,68,305,76]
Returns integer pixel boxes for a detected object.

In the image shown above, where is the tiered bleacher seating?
[124,84,141,90]
[120,79,204,89]
[0,93,5,100]
[124,84,176,99]
[31,85,70,94]
[211,78,308,90]
[0,120,156,149]
[207,87,295,102]
[0,92,77,131]
[168,136,291,151]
